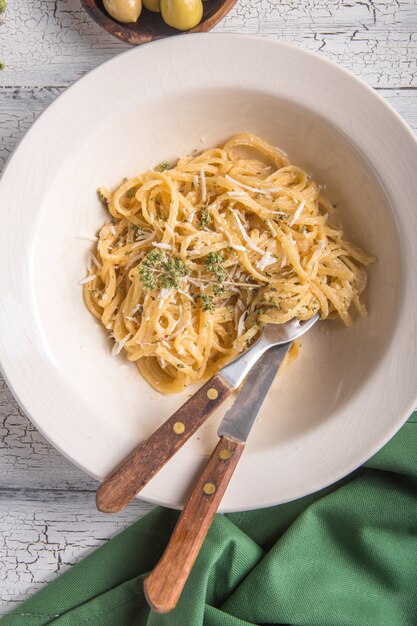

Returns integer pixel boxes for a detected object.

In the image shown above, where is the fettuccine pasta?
[82,133,374,393]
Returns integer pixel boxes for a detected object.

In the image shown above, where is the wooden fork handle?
[96,374,233,513]
[144,435,245,614]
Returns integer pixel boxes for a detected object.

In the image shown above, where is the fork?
[96,314,320,513]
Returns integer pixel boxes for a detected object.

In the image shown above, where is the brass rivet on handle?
[203,482,216,495]
[207,388,219,400]
[219,448,232,461]
[173,421,185,435]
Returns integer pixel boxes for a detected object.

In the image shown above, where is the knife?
[144,341,292,614]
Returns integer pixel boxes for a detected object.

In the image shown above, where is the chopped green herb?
[198,207,211,228]
[0,62,5,70]
[266,295,280,308]
[0,1,6,13]
[205,251,224,267]
[139,250,189,290]
[160,257,189,288]
[205,251,226,282]
[97,188,108,206]
[177,363,185,368]
[213,284,226,297]
[195,293,215,313]
[139,249,163,290]
[273,213,290,222]
[125,186,138,199]
[160,160,169,171]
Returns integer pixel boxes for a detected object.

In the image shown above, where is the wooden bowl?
[81,0,237,46]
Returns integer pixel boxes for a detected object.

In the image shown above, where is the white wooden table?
[0,0,416,615]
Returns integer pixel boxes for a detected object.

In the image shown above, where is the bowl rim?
[0,34,416,511]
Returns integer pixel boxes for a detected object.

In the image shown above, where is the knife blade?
[217,341,291,442]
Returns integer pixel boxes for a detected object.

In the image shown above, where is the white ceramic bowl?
[1,35,417,511]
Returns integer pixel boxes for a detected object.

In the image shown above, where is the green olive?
[160,0,203,31]
[143,0,161,11]
[103,0,142,23]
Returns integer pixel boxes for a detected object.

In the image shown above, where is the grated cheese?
[158,288,172,309]
[225,232,247,252]
[200,167,207,202]
[231,210,264,255]
[178,289,195,303]
[227,191,248,198]
[152,242,173,250]
[110,225,116,236]
[78,275,96,285]
[89,252,102,270]
[165,223,175,238]
[256,252,277,271]
[225,175,282,196]
[77,235,98,243]
[193,174,199,189]
[289,200,306,227]
[226,175,267,195]
[266,219,277,237]
[237,310,248,338]
[111,332,132,356]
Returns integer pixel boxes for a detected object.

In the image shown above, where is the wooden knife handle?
[96,374,233,513]
[144,435,245,614]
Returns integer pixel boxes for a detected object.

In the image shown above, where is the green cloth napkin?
[3,413,417,626]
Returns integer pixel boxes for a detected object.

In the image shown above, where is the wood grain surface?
[96,374,233,513]
[144,435,245,613]
[0,0,416,615]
